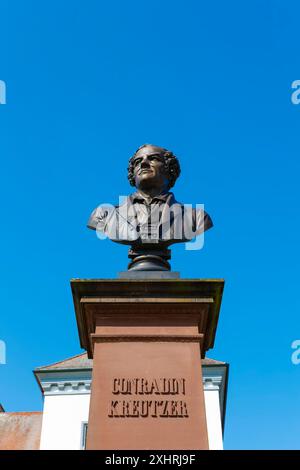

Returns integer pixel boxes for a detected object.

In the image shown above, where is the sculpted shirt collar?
[129,191,176,205]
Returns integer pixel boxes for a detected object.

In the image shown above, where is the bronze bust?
[88,144,213,271]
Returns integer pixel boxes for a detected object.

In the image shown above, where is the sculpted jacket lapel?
[159,193,186,241]
[115,196,139,241]
[159,194,197,242]
[108,192,198,243]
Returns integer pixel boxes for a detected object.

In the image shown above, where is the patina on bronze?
[87,144,213,271]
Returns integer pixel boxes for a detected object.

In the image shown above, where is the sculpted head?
[127,144,181,192]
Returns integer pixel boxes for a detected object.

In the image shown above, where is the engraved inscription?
[108,378,188,418]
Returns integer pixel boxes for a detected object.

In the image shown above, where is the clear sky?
[0,0,300,450]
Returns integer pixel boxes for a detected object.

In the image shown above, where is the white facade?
[35,357,92,450]
[40,394,90,450]
[35,354,228,450]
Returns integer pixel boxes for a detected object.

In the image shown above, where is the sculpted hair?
[127,144,181,189]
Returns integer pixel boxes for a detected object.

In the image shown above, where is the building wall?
[39,394,90,450]
[204,389,223,450]
[39,388,223,450]
[36,361,226,450]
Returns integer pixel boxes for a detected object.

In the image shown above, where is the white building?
[0,353,228,450]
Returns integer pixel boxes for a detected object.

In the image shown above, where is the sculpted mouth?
[139,169,152,174]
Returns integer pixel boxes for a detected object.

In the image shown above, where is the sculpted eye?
[149,155,161,162]
[133,159,141,167]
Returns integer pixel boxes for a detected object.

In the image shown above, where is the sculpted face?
[132,145,169,191]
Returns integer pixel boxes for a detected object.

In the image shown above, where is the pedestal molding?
[91,333,204,343]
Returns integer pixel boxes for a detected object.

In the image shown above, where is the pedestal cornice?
[71,278,224,358]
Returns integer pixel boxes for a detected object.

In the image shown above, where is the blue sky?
[0,0,300,449]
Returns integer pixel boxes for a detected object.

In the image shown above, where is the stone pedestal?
[71,279,224,450]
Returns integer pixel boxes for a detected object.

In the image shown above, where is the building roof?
[0,412,42,450]
[34,352,225,372]
[35,352,93,371]
[202,357,226,365]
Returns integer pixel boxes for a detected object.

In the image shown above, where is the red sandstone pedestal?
[71,279,224,450]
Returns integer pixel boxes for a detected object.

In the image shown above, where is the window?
[81,422,88,450]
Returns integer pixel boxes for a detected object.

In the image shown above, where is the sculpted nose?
[140,157,150,168]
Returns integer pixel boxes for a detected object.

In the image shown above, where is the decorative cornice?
[43,379,91,395]
[35,369,92,396]
[41,373,223,395]
[71,279,224,357]
[202,364,228,431]
[91,333,204,343]
[202,375,223,391]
